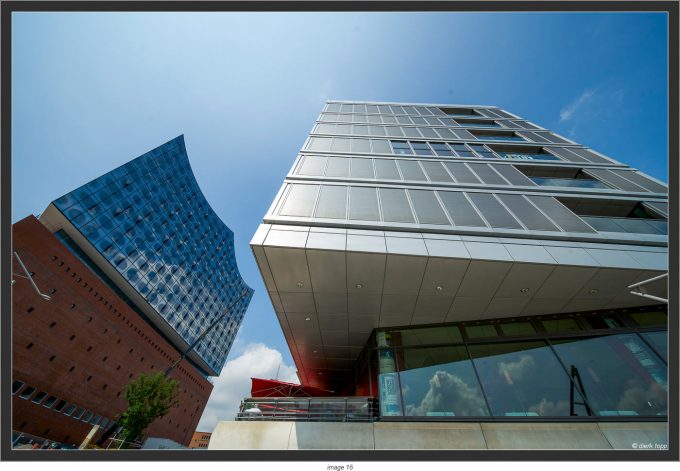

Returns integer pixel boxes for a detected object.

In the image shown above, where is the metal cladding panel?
[45,136,253,375]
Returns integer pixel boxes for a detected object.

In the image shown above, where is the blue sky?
[12,12,668,428]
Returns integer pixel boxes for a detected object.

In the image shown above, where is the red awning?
[250,378,334,398]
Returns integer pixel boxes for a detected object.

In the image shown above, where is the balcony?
[236,397,379,422]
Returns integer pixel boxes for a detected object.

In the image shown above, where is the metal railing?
[236,397,378,422]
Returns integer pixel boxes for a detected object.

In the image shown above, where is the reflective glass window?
[371,139,391,154]
[398,161,427,181]
[280,185,319,217]
[497,194,560,231]
[540,318,583,334]
[641,331,667,362]
[499,321,536,336]
[330,137,351,152]
[438,192,487,227]
[391,140,412,155]
[421,162,454,182]
[629,310,667,327]
[402,127,421,138]
[374,159,401,180]
[430,142,454,157]
[551,334,667,416]
[467,164,508,185]
[444,163,481,184]
[398,346,490,417]
[469,341,585,416]
[315,186,347,219]
[418,128,439,139]
[307,137,332,152]
[325,157,350,177]
[384,325,463,347]
[409,190,449,225]
[297,156,327,176]
[368,125,385,136]
[350,158,374,179]
[350,138,371,153]
[349,187,380,221]
[467,193,523,229]
[386,127,404,137]
[527,196,596,233]
[380,188,415,223]
[411,141,434,156]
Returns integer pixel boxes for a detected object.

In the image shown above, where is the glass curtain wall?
[374,308,667,419]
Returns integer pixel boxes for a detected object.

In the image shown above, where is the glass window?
[465,324,498,338]
[398,346,490,417]
[73,407,85,419]
[43,396,57,408]
[384,326,463,347]
[444,163,481,184]
[551,334,667,416]
[326,103,340,112]
[354,104,367,113]
[402,127,421,138]
[307,137,332,152]
[497,194,560,231]
[541,318,583,334]
[371,139,391,154]
[583,314,625,330]
[336,124,352,135]
[63,404,77,416]
[398,161,427,181]
[421,162,454,182]
[340,104,353,113]
[368,125,385,136]
[418,128,439,139]
[390,105,405,114]
[386,127,404,137]
[390,140,413,155]
[629,310,667,327]
[380,188,415,223]
[470,341,584,416]
[350,158,374,179]
[527,196,596,233]
[19,386,36,400]
[435,128,458,139]
[349,187,380,221]
[315,186,347,219]
[53,400,67,412]
[430,142,454,157]
[467,164,508,185]
[411,141,434,156]
[492,165,537,186]
[438,192,487,227]
[374,159,401,180]
[330,137,351,152]
[82,410,94,422]
[467,193,523,229]
[32,391,48,404]
[325,157,350,177]
[12,380,25,395]
[499,322,536,336]
[367,115,382,124]
[409,190,450,225]
[314,123,335,134]
[350,138,371,153]
[279,185,319,217]
[382,115,397,124]
[366,105,379,114]
[641,331,667,362]
[397,116,412,125]
[297,155,327,176]
[378,105,391,114]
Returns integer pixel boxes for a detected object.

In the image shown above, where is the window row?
[314,122,482,138]
[296,155,539,187]
[377,331,667,418]
[305,136,623,167]
[12,380,114,430]
[325,103,448,116]
[323,103,517,120]
[278,183,597,233]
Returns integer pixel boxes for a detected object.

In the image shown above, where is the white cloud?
[559,89,596,122]
[196,343,298,432]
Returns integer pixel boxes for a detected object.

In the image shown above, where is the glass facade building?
[40,135,253,376]
[250,100,668,426]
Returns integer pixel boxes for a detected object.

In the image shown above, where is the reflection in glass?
[640,331,667,362]
[398,346,489,417]
[551,334,667,416]
[469,341,586,416]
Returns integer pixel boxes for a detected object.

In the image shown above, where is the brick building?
[12,216,212,446]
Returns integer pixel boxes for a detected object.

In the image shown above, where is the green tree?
[117,372,179,447]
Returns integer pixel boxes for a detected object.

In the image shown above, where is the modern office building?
[211,100,669,450]
[12,136,253,446]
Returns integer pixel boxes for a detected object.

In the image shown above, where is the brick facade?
[12,216,212,447]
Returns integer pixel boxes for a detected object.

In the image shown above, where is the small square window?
[82,410,94,422]
[12,380,25,395]
[63,404,76,416]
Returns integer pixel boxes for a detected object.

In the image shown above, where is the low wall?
[208,421,668,450]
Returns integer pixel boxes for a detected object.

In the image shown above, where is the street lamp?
[94,288,251,448]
